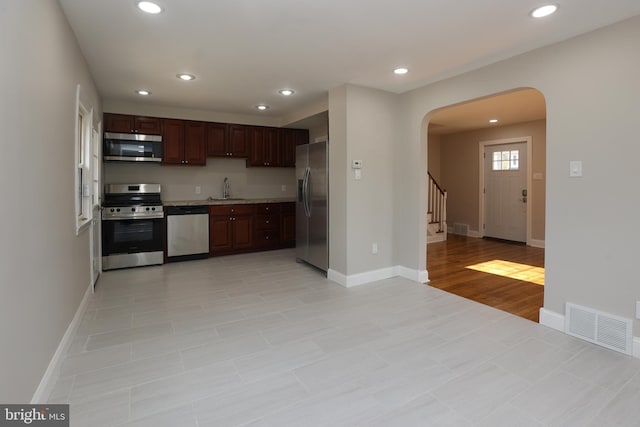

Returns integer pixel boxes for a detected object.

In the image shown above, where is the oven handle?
[102,214,165,221]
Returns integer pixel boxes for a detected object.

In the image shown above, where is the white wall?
[329,85,399,279]
[395,16,640,331]
[0,1,100,401]
[328,86,348,274]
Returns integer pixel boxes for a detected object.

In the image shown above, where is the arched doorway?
[425,88,547,322]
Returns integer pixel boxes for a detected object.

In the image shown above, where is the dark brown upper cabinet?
[104,113,162,135]
[207,124,249,158]
[162,119,206,166]
[247,127,281,167]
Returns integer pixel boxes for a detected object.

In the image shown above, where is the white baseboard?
[539,307,565,332]
[328,265,428,288]
[328,267,395,288]
[31,283,92,403]
[467,230,482,238]
[529,239,545,248]
[327,269,347,286]
[395,266,429,283]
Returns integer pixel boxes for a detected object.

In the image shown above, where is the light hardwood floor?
[427,234,545,322]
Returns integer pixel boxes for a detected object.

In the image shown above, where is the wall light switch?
[281,185,287,192]
[372,243,378,254]
[355,169,362,180]
[569,161,582,177]
[195,186,201,194]
[636,301,640,319]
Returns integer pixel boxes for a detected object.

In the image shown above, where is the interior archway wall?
[394,16,640,332]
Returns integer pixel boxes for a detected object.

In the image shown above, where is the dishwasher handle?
[166,205,209,215]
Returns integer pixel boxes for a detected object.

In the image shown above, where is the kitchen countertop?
[163,197,296,207]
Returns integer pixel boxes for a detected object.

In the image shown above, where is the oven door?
[102,217,164,270]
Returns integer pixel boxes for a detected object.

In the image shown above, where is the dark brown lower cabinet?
[208,202,295,257]
[209,205,254,255]
[280,202,295,247]
[254,203,280,249]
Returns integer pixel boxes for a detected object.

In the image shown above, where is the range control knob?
[131,208,135,212]
[116,208,121,212]
[110,208,115,212]
[151,207,156,211]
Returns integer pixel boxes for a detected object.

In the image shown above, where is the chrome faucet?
[223,177,230,199]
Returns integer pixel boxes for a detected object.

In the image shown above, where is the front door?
[484,142,527,242]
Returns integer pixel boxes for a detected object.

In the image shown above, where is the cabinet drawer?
[209,204,255,216]
[280,202,295,213]
[255,214,279,230]
[255,203,280,215]
[254,230,280,246]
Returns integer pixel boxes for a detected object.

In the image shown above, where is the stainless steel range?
[102,184,164,270]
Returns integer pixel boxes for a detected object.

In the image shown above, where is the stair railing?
[428,172,447,237]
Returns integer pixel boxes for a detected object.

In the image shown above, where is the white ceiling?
[429,89,547,135]
[59,0,640,121]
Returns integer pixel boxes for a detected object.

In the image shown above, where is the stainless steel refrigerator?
[296,140,328,272]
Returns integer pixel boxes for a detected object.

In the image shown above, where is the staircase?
[427,172,447,244]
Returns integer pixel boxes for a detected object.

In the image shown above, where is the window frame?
[75,85,93,235]
[491,149,520,171]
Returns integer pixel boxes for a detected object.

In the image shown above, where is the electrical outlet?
[195,186,201,194]
[281,185,287,192]
[372,243,378,254]
[569,160,582,177]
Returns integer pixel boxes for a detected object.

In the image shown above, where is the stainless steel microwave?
[103,132,163,163]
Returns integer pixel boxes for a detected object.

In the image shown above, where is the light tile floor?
[48,249,640,426]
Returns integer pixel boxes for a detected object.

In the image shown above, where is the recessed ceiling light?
[489,119,499,123]
[256,105,270,111]
[530,4,558,18]
[177,74,195,81]
[137,1,162,14]
[278,89,295,96]
[136,90,151,96]
[393,67,409,75]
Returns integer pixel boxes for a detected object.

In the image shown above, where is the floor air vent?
[565,303,632,355]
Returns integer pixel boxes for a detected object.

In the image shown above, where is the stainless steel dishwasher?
[166,206,209,262]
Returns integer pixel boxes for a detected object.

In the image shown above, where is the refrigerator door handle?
[302,167,311,218]
[306,167,312,217]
